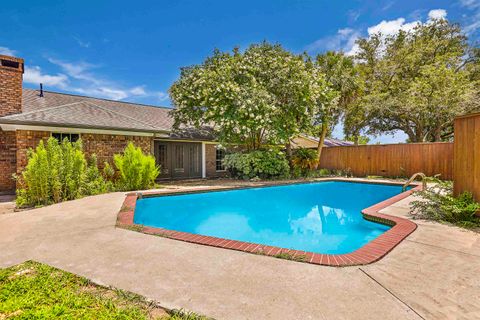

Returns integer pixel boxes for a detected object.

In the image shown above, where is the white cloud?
[130,86,147,96]
[155,91,169,102]
[46,58,163,101]
[74,37,90,48]
[367,18,420,36]
[459,0,480,34]
[0,46,16,56]
[305,28,361,54]
[24,66,68,87]
[309,8,451,57]
[3,45,167,103]
[48,58,99,84]
[347,10,361,22]
[72,86,129,101]
[459,0,480,9]
[428,9,447,20]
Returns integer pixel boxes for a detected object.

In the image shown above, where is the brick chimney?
[0,55,24,117]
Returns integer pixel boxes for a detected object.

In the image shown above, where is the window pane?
[70,134,80,142]
[52,133,80,143]
[216,148,225,171]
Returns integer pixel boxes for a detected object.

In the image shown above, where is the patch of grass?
[366,175,384,179]
[121,224,145,232]
[0,261,208,320]
[273,252,306,262]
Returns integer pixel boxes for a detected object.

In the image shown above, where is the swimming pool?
[133,181,410,255]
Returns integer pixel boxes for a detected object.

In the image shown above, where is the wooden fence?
[319,142,454,180]
[453,113,480,201]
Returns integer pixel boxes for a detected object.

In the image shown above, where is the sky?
[1,0,479,143]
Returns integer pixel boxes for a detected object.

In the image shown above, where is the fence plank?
[319,142,453,180]
[453,113,480,201]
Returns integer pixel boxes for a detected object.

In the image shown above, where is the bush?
[16,138,111,207]
[291,148,318,175]
[82,155,114,195]
[113,142,160,191]
[224,149,290,180]
[410,179,480,228]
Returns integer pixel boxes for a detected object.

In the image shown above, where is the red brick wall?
[0,130,17,192]
[205,143,228,178]
[81,133,153,167]
[0,55,24,117]
[15,130,51,176]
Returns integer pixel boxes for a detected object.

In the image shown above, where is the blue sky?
[1,0,479,143]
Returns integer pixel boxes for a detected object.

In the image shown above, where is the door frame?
[154,140,204,180]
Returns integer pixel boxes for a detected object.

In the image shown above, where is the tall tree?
[311,51,357,166]
[355,19,479,142]
[169,42,320,151]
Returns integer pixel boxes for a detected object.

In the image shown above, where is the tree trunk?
[353,135,359,146]
[285,142,292,166]
[315,123,328,169]
[433,127,442,142]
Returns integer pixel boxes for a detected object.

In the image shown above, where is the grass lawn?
[0,261,207,319]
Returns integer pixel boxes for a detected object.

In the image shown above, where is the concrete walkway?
[0,186,479,319]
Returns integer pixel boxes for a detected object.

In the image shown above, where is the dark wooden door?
[154,141,202,179]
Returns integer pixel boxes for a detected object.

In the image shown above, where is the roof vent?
[39,83,44,97]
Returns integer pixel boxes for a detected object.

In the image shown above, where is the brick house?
[0,54,351,193]
[0,54,231,193]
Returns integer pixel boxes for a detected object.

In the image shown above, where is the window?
[216,147,226,171]
[52,133,80,143]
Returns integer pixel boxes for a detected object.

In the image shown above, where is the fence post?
[453,112,480,202]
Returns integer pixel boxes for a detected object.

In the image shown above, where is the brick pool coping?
[116,179,421,267]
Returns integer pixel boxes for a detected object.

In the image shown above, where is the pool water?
[134,181,406,254]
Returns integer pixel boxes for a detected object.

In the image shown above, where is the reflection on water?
[289,205,348,235]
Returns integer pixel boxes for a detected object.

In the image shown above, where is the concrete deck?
[0,180,479,319]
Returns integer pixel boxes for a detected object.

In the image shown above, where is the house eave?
[0,119,171,137]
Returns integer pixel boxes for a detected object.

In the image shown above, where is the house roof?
[0,89,173,133]
[297,134,354,147]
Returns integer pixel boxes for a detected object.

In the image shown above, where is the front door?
[154,141,202,179]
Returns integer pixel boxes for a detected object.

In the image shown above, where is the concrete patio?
[0,180,479,320]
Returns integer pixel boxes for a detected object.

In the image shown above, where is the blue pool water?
[134,181,406,254]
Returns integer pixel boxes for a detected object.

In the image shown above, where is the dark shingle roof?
[1,89,173,133]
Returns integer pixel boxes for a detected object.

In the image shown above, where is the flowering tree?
[169,42,323,151]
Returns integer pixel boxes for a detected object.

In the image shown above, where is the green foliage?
[0,261,206,319]
[169,42,327,150]
[310,52,358,164]
[102,161,116,182]
[345,135,370,145]
[82,155,114,196]
[318,168,332,176]
[410,179,480,228]
[114,142,160,191]
[292,148,318,174]
[353,19,480,142]
[16,138,96,207]
[224,149,290,180]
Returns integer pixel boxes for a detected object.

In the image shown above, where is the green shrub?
[318,168,331,176]
[291,148,318,175]
[16,138,91,207]
[82,155,114,195]
[410,179,480,228]
[224,149,290,180]
[16,138,114,207]
[113,142,160,191]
